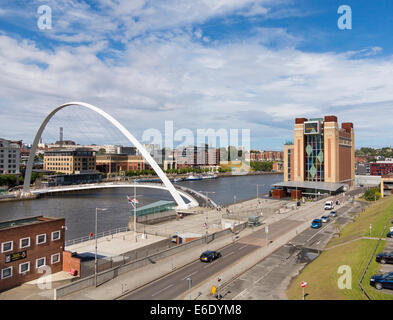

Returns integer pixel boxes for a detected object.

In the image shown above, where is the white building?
[0,138,21,174]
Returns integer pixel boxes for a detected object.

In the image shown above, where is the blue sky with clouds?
[0,0,393,150]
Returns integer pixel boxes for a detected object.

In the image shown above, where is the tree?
[363,187,381,201]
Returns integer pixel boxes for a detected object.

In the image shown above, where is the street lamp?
[198,191,215,245]
[256,184,265,200]
[95,207,109,287]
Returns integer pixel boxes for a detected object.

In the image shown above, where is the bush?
[364,187,381,201]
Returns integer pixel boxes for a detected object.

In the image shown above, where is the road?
[121,188,366,300]
[121,216,305,300]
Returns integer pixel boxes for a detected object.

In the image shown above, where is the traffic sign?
[301,281,307,288]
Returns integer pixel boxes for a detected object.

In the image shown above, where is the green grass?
[327,196,393,248]
[287,196,393,300]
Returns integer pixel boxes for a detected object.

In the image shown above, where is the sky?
[0,0,393,150]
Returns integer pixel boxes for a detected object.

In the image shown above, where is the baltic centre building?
[272,115,355,199]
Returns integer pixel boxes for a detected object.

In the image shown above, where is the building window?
[51,253,60,264]
[1,241,13,253]
[36,234,46,245]
[51,231,61,241]
[20,237,30,249]
[36,257,46,269]
[19,262,30,274]
[1,267,12,279]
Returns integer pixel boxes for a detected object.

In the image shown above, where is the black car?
[376,251,393,264]
[370,272,393,290]
[387,231,393,238]
[200,250,222,262]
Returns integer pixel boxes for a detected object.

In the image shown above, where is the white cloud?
[0,1,392,149]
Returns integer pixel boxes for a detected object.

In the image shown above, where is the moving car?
[200,250,222,262]
[370,272,393,290]
[321,216,329,223]
[329,211,337,218]
[376,251,393,264]
[311,219,322,229]
[324,201,334,210]
[387,231,393,238]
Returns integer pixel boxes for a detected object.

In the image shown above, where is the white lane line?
[224,251,236,258]
[151,284,174,297]
[238,245,249,251]
[232,288,249,300]
[182,271,198,280]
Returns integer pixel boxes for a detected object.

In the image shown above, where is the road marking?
[232,288,248,300]
[238,245,249,251]
[151,284,174,297]
[182,271,198,280]
[224,251,236,258]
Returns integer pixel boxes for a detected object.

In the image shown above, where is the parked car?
[376,251,393,264]
[200,250,222,262]
[311,219,322,229]
[321,216,329,223]
[390,226,393,232]
[329,211,337,218]
[387,231,393,238]
[370,272,393,290]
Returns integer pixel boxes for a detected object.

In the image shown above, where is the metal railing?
[358,212,393,300]
[65,227,128,247]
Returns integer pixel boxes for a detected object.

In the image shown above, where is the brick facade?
[0,217,65,292]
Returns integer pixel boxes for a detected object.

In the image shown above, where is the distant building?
[250,150,283,162]
[43,148,96,174]
[369,161,393,176]
[174,145,218,168]
[0,138,21,175]
[96,154,146,173]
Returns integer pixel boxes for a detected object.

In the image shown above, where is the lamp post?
[256,184,265,200]
[95,207,109,287]
[199,191,215,245]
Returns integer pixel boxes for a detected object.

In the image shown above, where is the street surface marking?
[151,284,174,297]
[238,245,249,251]
[182,271,198,280]
[232,288,249,300]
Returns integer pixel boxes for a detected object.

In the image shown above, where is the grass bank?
[287,195,393,300]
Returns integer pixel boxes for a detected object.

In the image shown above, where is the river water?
[0,174,282,240]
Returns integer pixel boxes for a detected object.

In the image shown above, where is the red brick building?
[0,216,65,292]
[369,162,393,176]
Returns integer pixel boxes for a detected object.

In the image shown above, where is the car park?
[329,211,337,218]
[200,250,222,262]
[321,216,329,223]
[311,219,322,229]
[376,251,393,264]
[370,272,393,290]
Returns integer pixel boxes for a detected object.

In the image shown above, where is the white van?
[324,201,334,210]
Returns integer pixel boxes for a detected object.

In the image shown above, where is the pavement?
[65,231,166,257]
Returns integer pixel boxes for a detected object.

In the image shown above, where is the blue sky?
[0,0,393,150]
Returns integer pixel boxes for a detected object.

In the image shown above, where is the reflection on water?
[0,174,282,240]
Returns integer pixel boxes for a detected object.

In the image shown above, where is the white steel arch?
[23,102,188,209]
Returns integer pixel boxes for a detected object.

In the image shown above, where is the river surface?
[0,174,282,240]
